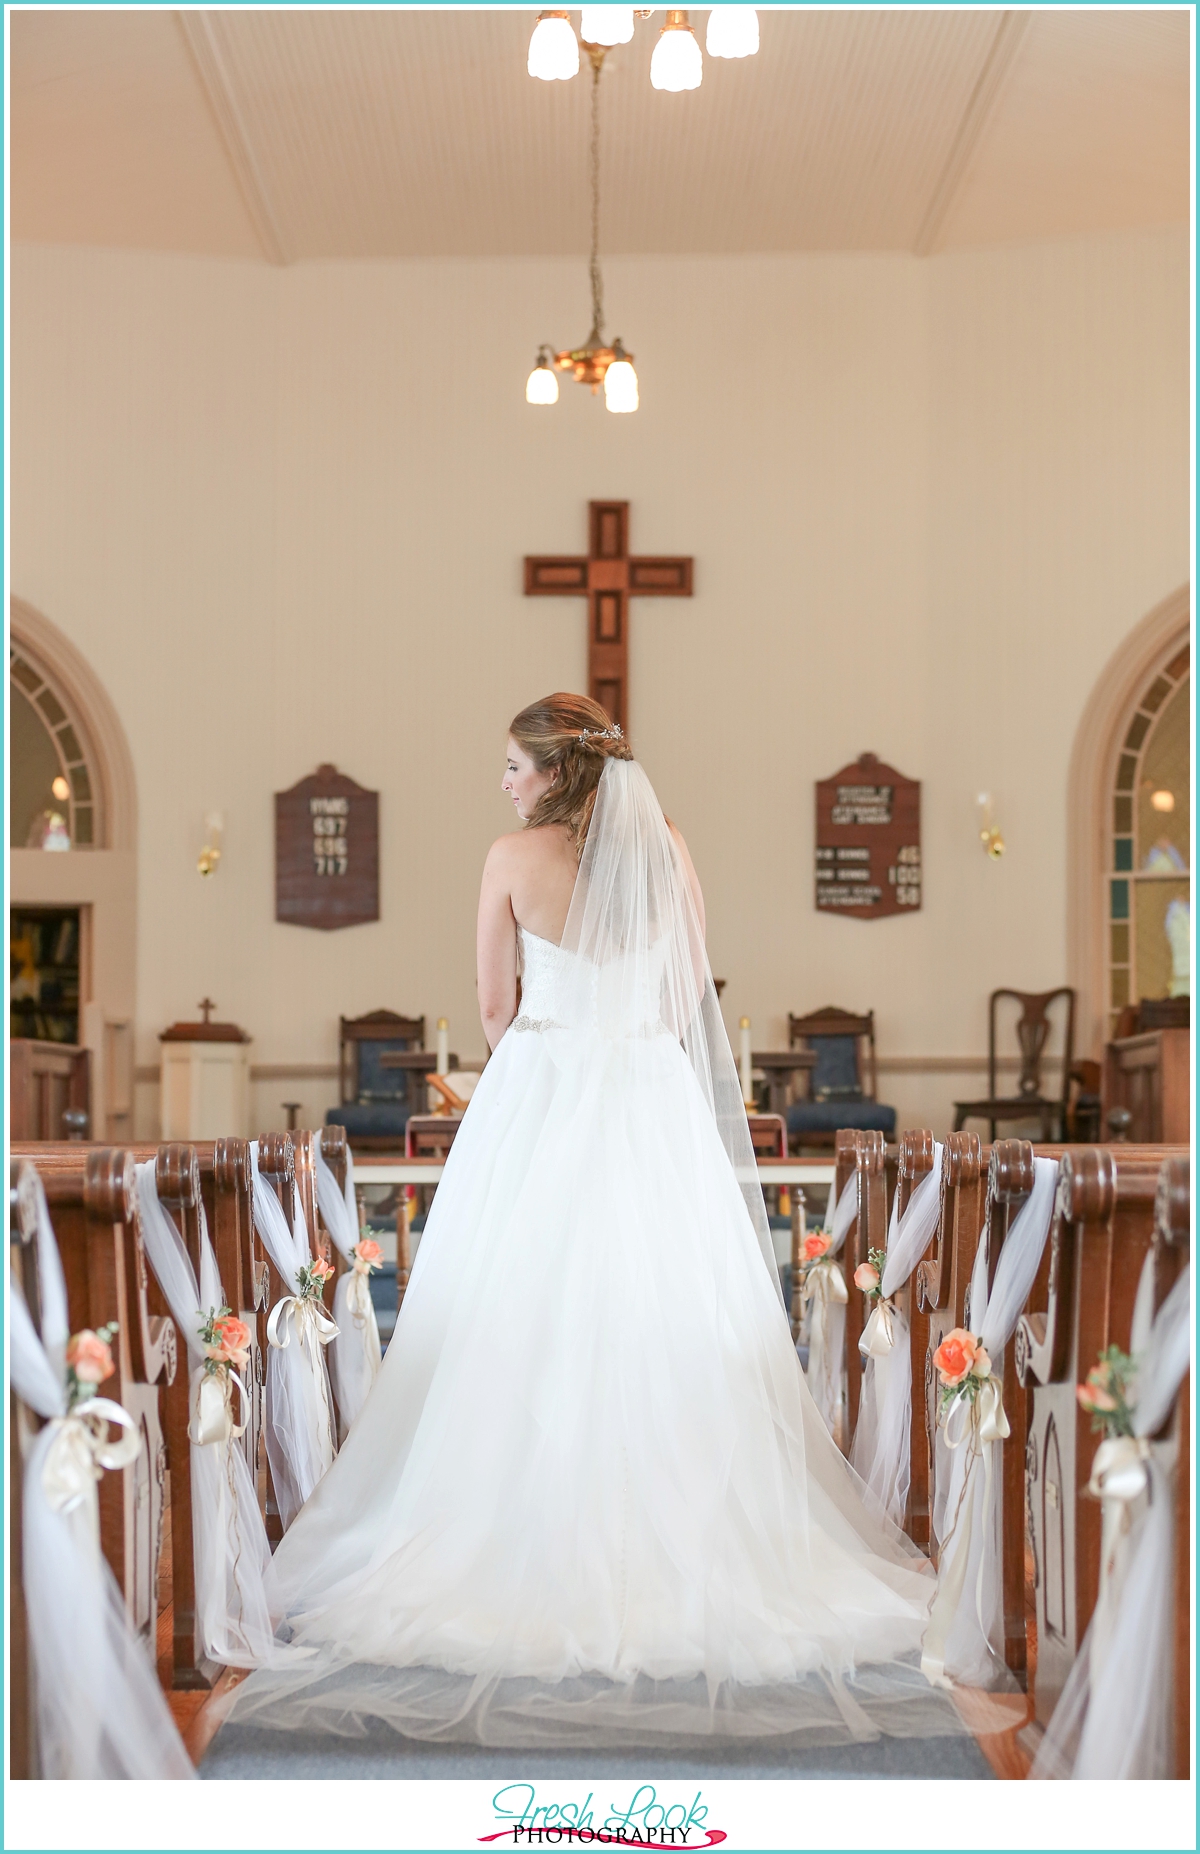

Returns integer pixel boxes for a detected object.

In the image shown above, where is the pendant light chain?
[589,57,604,343]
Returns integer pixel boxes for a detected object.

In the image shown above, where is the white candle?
[436,1016,450,1076]
[739,1016,753,1107]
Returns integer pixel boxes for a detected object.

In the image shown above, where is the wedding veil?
[559,756,781,1300]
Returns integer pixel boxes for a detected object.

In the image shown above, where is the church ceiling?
[10,7,1190,264]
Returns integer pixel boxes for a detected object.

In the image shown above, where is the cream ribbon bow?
[345,1266,375,1328]
[859,1297,900,1359]
[267,1292,339,1352]
[189,1365,251,1448]
[41,1398,142,1516]
[1088,1433,1150,1506]
[800,1257,848,1312]
[1087,1432,1152,1672]
[920,1375,1010,1686]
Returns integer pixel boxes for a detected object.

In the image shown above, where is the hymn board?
[275,764,379,930]
[524,500,693,733]
[815,753,921,919]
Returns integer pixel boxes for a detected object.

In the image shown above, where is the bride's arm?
[477,837,520,1051]
[667,822,706,941]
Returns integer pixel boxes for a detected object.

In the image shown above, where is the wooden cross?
[197,997,216,1025]
[524,500,693,733]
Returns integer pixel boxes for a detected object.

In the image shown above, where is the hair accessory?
[578,723,624,744]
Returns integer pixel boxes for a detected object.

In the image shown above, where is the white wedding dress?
[228,760,960,1748]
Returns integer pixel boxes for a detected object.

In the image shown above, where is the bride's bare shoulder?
[484,825,572,876]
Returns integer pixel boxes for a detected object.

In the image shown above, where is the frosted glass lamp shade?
[650,17,702,91]
[528,12,580,79]
[604,358,639,413]
[526,362,560,405]
[580,6,635,44]
[706,6,759,57]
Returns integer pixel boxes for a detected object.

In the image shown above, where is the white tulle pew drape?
[851,1143,944,1526]
[1032,1260,1192,1779]
[134,1162,278,1665]
[9,1176,194,1779]
[249,1140,338,1528]
[314,1142,381,1437]
[922,1155,1057,1689]
[801,1173,856,1435]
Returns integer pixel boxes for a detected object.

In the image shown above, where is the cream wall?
[10,228,1188,1136]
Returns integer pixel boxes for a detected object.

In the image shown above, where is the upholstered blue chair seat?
[326,1102,410,1138]
[786,1099,896,1136]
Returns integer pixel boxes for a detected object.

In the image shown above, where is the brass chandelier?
[525,40,638,414]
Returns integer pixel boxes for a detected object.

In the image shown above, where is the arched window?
[1107,642,1190,1026]
[9,644,101,848]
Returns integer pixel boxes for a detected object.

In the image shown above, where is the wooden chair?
[953,986,1075,1143]
[1016,1144,1182,1723]
[746,1114,787,1159]
[327,1010,428,1150]
[916,1132,988,1563]
[22,1147,175,1659]
[785,1008,896,1152]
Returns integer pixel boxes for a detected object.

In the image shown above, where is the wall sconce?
[977,792,1005,859]
[197,810,224,877]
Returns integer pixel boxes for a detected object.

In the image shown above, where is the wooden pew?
[845,1129,888,1448]
[254,1132,309,1542]
[965,1139,1055,1678]
[22,1139,270,1501]
[916,1131,986,1564]
[1146,1154,1190,1780]
[21,1147,175,1657]
[147,1143,226,1690]
[1016,1144,1183,1723]
[795,1127,859,1346]
[9,1160,42,1778]
[887,1128,938,1546]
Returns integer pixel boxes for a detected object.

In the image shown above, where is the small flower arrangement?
[350,1238,383,1276]
[854,1248,887,1301]
[933,1327,994,1419]
[198,1305,252,1378]
[800,1230,832,1268]
[1076,1345,1136,1440]
[65,1325,117,1407]
[296,1256,336,1301]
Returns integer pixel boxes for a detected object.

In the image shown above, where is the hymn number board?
[275,764,379,931]
[815,753,921,920]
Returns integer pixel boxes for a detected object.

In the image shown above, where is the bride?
[228,692,959,1748]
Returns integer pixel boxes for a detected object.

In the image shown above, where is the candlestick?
[436,1016,450,1076]
[739,1016,754,1108]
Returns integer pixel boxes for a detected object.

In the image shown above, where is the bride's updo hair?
[509,692,633,855]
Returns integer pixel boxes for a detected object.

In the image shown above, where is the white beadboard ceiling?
[10,6,1191,263]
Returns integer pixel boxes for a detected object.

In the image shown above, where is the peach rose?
[803,1232,832,1262]
[66,1329,114,1386]
[212,1315,251,1367]
[854,1262,880,1292]
[970,1347,992,1380]
[353,1239,383,1267]
[933,1327,978,1387]
[1077,1382,1116,1414]
[310,1257,335,1283]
